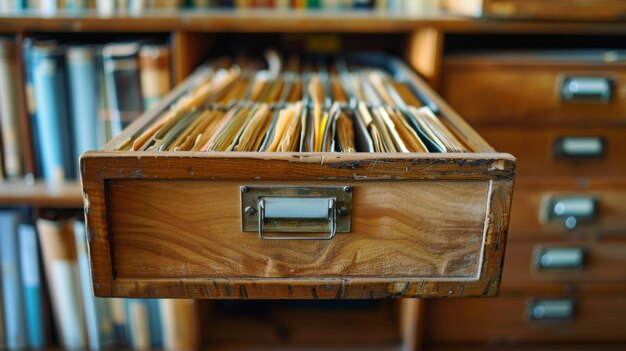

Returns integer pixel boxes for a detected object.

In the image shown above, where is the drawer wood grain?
[442,54,626,127]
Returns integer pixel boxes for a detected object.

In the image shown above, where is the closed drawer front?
[477,127,626,178]
[501,240,626,294]
[442,53,626,127]
[482,0,626,19]
[81,54,515,299]
[509,180,626,239]
[425,296,626,344]
[445,0,626,20]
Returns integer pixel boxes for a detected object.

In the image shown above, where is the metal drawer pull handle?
[258,197,337,240]
[553,137,605,158]
[528,299,575,321]
[561,77,612,103]
[535,247,585,270]
[547,196,597,230]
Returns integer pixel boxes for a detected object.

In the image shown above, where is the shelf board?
[0,180,82,208]
[1,10,626,34]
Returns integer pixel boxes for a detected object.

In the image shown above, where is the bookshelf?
[2,11,625,204]
[1,6,626,351]
[3,10,626,33]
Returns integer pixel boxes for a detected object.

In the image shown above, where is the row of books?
[0,210,198,350]
[0,0,441,14]
[0,36,171,182]
[118,55,469,153]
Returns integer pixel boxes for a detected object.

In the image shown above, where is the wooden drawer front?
[501,241,626,294]
[442,56,626,127]
[509,180,626,239]
[444,0,626,20]
[425,296,626,344]
[485,0,626,19]
[477,128,626,178]
[83,154,513,299]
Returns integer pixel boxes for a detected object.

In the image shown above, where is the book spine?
[18,224,46,349]
[110,298,128,346]
[37,215,88,350]
[27,0,42,10]
[0,280,4,351]
[125,299,151,350]
[0,1,20,12]
[128,0,147,13]
[307,0,321,8]
[102,43,143,136]
[65,0,88,10]
[192,0,212,7]
[139,45,172,111]
[154,0,183,8]
[96,0,115,15]
[274,0,289,9]
[148,300,162,349]
[0,211,27,349]
[67,46,101,173]
[0,37,25,178]
[40,0,58,14]
[160,299,197,351]
[73,220,115,351]
[22,38,43,178]
[31,44,75,182]
[235,0,251,8]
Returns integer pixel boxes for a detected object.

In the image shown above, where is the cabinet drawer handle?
[534,247,585,270]
[258,197,336,240]
[240,186,352,239]
[527,299,575,321]
[547,196,597,230]
[553,137,605,158]
[561,77,612,103]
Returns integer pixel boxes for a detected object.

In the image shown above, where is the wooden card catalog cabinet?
[80,54,515,299]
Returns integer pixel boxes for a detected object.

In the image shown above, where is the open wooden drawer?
[80,54,515,299]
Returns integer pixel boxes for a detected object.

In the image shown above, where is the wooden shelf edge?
[1,10,626,34]
[0,180,83,208]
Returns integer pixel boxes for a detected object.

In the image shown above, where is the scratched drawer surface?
[80,54,515,299]
[442,50,626,127]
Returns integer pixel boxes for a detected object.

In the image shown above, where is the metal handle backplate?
[561,77,612,103]
[240,186,352,240]
[527,299,575,321]
[534,247,586,270]
[545,196,597,230]
[553,136,605,159]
